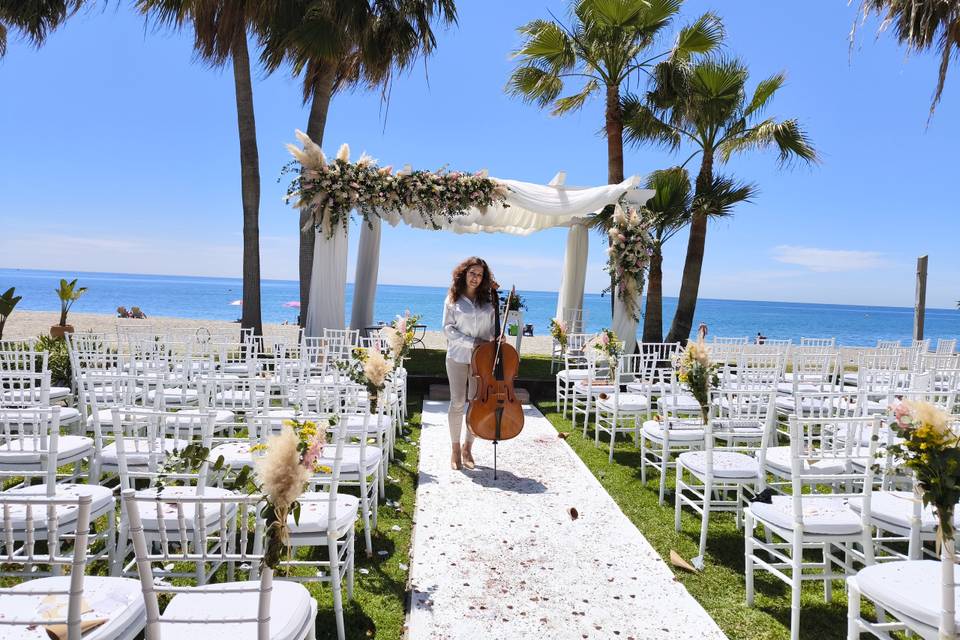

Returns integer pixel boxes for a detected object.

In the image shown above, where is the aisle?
[407,400,727,640]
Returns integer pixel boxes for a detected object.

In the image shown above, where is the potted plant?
[51,278,87,339]
[0,287,22,341]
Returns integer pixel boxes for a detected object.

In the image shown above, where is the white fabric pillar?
[556,222,589,323]
[611,288,637,355]
[305,224,349,337]
[349,217,381,331]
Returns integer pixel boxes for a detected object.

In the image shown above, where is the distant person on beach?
[130,307,147,319]
[442,256,496,471]
[697,322,708,341]
[756,331,766,344]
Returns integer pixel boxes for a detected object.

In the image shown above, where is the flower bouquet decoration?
[335,347,393,412]
[604,205,653,322]
[887,400,960,638]
[255,418,328,570]
[549,319,568,355]
[673,335,720,423]
[591,328,623,366]
[380,312,421,365]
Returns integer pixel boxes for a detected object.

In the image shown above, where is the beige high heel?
[450,444,462,470]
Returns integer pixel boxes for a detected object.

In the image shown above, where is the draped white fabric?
[349,217,381,331]
[380,176,649,236]
[555,223,589,323]
[305,225,348,337]
[611,288,637,355]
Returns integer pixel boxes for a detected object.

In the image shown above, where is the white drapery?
[305,224,348,337]
[349,217,382,331]
[555,222,589,325]
[611,288,637,355]
[307,175,654,338]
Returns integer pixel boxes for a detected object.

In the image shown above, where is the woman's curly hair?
[449,257,496,305]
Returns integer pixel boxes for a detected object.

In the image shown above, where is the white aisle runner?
[407,400,727,640]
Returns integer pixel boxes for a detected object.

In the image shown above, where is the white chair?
[0,492,146,640]
[800,337,836,348]
[570,351,615,435]
[593,354,651,462]
[640,390,705,505]
[847,560,959,639]
[675,388,773,568]
[936,338,957,355]
[555,333,591,419]
[745,415,881,640]
[124,490,318,640]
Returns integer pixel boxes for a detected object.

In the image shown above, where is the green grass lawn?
[534,400,882,640]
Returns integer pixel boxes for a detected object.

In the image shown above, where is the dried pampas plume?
[255,425,309,511]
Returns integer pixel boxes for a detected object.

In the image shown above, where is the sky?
[1,1,957,308]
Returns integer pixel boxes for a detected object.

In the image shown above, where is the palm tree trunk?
[232,31,262,338]
[298,61,337,328]
[605,83,624,321]
[666,151,714,345]
[642,245,663,343]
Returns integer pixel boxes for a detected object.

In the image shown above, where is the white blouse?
[442,294,496,364]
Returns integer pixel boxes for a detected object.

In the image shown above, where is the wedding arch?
[284,130,655,353]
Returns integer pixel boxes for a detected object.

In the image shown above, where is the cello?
[466,285,525,478]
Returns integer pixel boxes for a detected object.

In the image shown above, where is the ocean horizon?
[3,267,958,347]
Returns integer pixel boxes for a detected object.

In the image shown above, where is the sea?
[3,268,958,347]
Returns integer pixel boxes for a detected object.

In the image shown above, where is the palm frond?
[552,78,600,114]
[692,174,756,218]
[0,21,7,57]
[719,117,819,166]
[513,19,575,71]
[744,71,785,116]
[622,92,682,149]
[0,0,83,49]
[507,65,564,105]
[672,11,724,61]
[643,166,692,236]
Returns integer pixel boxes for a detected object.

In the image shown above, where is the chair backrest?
[638,341,680,362]
[111,408,214,490]
[123,490,276,639]
[725,352,783,390]
[0,370,50,408]
[713,336,749,345]
[0,407,63,485]
[612,354,651,396]
[200,375,267,414]
[0,492,94,639]
[0,349,44,373]
[789,350,840,392]
[877,339,902,349]
[787,415,880,526]
[561,308,585,334]
[936,338,957,355]
[0,338,37,352]
[702,388,776,470]
[911,338,931,353]
[800,337,836,348]
[563,333,593,370]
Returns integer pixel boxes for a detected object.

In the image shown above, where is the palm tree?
[138,0,266,337]
[0,1,83,57]
[624,56,817,343]
[855,0,959,119]
[259,0,457,327]
[507,0,723,186]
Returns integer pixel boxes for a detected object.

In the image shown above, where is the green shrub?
[34,335,72,387]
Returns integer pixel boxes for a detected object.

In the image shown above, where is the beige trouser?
[445,358,476,446]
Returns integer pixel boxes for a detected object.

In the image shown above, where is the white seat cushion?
[855,560,960,630]
[573,381,615,394]
[173,408,236,425]
[749,495,863,535]
[316,444,381,475]
[288,491,359,535]
[208,441,257,468]
[641,420,704,443]
[0,435,93,466]
[776,382,826,395]
[557,369,590,381]
[0,575,146,640]
[848,491,960,533]
[146,387,200,405]
[86,408,115,426]
[49,385,72,401]
[160,579,313,640]
[100,437,188,467]
[343,413,392,433]
[761,445,850,476]
[134,486,236,531]
[597,393,649,412]
[678,450,759,479]
[711,419,765,438]
[657,394,702,413]
[56,407,81,424]
[0,484,114,531]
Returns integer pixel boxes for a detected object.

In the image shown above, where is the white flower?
[336,143,350,162]
[357,152,375,167]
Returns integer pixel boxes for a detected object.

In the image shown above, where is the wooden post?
[914,255,928,342]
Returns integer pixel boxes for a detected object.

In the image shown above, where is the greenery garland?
[603,204,653,322]
[283,130,508,237]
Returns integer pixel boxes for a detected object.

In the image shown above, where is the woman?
[442,257,497,470]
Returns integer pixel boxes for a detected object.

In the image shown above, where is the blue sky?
[1,1,957,307]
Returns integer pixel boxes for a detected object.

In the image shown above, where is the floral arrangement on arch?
[604,204,653,321]
[283,130,508,237]
[335,347,393,411]
[549,318,568,354]
[674,334,720,421]
[380,312,421,364]
[591,328,623,362]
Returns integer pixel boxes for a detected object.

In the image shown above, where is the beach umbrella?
[282,301,301,309]
[229,299,242,306]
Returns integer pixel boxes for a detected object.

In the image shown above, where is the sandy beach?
[3,310,557,356]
